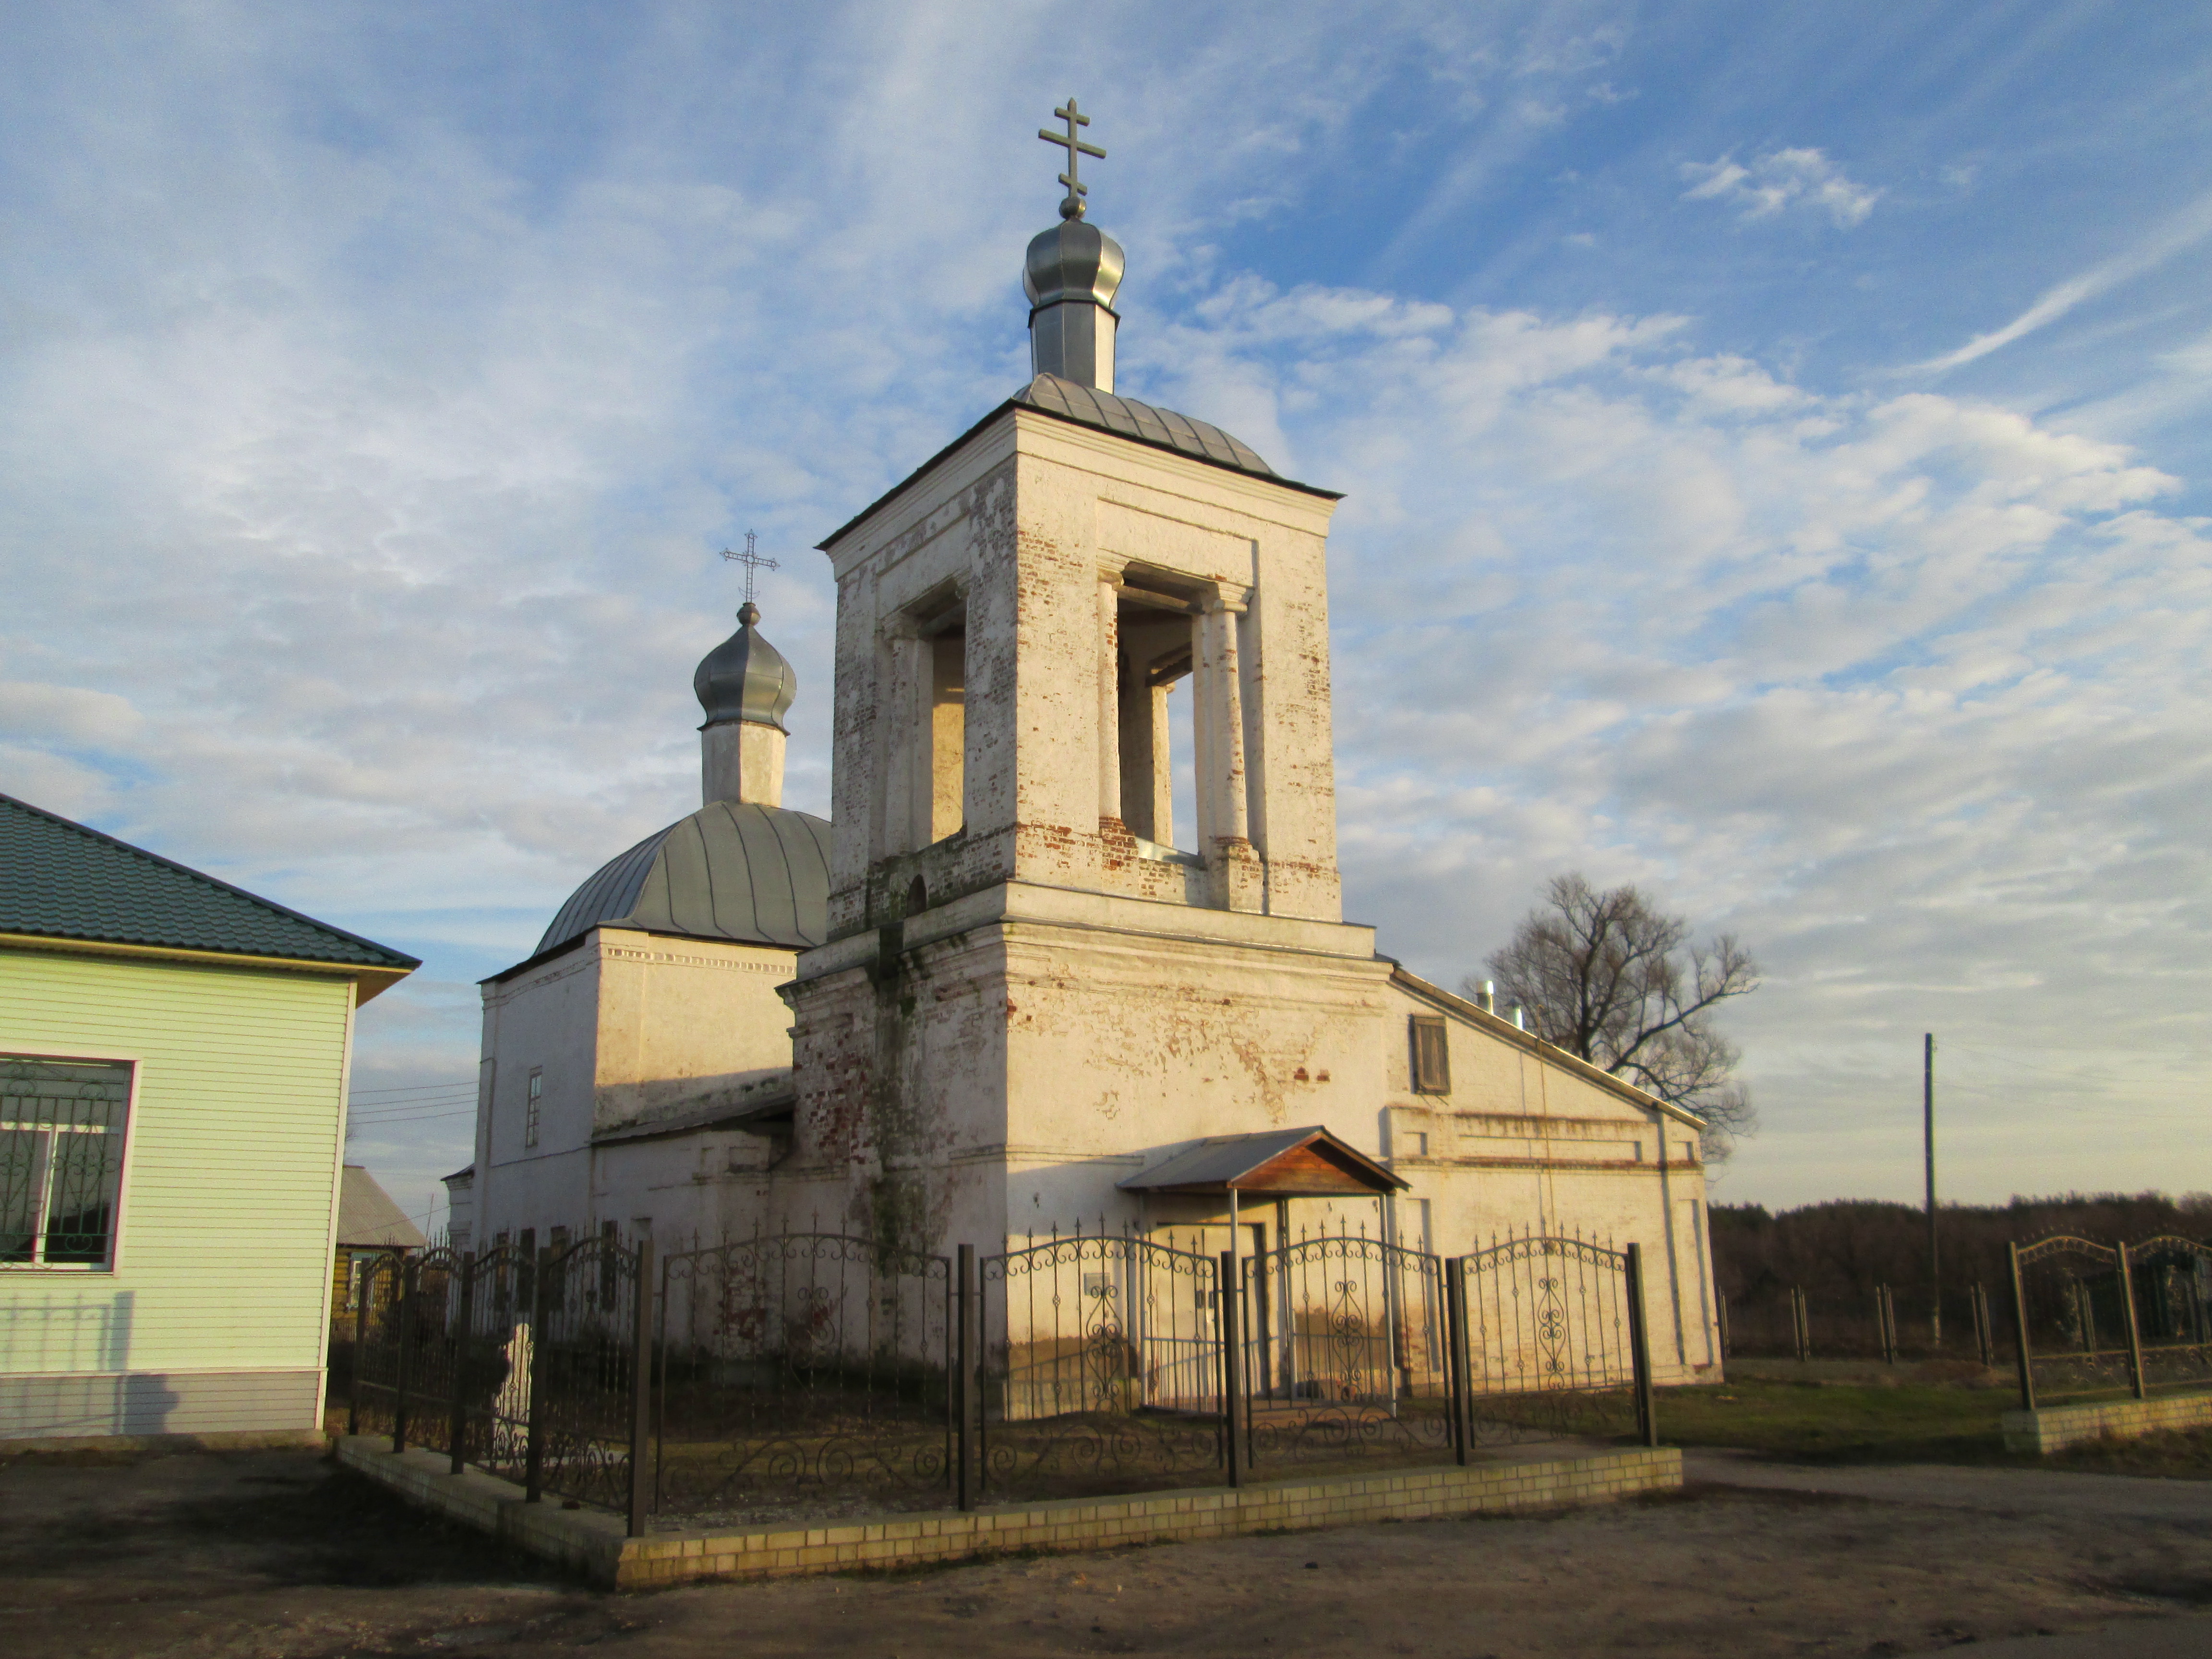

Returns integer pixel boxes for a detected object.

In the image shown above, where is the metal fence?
[1238,1228,1455,1470]
[2008,1234,2212,1409]
[977,1229,1227,1499]
[337,1223,1661,1527]
[655,1233,952,1521]
[347,1234,650,1531]
[1458,1232,1653,1446]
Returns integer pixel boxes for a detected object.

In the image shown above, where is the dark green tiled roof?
[0,792,419,972]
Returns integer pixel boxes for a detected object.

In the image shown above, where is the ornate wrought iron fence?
[345,1236,649,1532]
[1456,1232,1655,1446]
[349,1249,409,1443]
[528,1233,647,1515]
[654,1232,953,1521]
[977,1229,1226,1497]
[1239,1227,1453,1470]
[2128,1237,2212,1393]
[2006,1235,2139,1407]
[459,1242,536,1483]
[2007,1234,2212,1409]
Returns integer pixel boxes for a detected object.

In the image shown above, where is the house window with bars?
[1409,1016,1451,1095]
[523,1068,543,1147]
[2,1055,132,1269]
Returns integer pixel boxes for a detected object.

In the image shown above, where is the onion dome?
[1023,218,1125,320]
[533,800,831,959]
[693,602,796,732]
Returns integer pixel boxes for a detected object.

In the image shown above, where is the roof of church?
[1014,373,1282,479]
[817,375,1342,552]
[524,799,831,969]
[0,790,419,974]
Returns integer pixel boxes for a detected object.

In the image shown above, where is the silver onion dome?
[1023,218,1124,316]
[1025,218,1125,392]
[693,601,796,732]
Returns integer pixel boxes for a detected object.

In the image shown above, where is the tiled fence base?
[334,1437,1682,1590]
[2002,1390,2212,1454]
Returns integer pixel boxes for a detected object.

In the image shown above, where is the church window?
[524,1068,543,1147]
[1409,1017,1451,1094]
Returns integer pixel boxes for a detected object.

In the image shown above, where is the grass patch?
[1659,1374,2212,1478]
[1658,1377,2009,1465]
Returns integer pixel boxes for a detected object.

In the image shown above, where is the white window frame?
[1,1047,142,1274]
[523,1067,543,1148]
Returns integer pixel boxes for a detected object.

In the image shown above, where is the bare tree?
[1467,873,1759,1157]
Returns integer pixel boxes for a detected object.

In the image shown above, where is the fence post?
[1219,1250,1244,1487]
[1443,1257,1470,1467]
[1791,1286,1811,1362]
[1972,1282,1993,1368]
[2117,1245,2147,1402]
[1717,1292,1731,1359]
[628,1238,654,1538]
[393,1255,414,1455]
[524,1245,550,1503]
[1624,1242,1658,1449]
[450,1251,475,1476]
[2007,1242,2036,1412]
[955,1244,975,1512]
[346,1261,364,1439]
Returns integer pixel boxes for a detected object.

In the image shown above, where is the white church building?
[452,143,1722,1382]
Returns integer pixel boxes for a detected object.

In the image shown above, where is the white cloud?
[1681,147,1881,227]
[2,1,2205,1222]
[1912,188,2212,373]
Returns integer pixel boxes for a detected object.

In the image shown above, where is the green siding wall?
[0,947,353,1398]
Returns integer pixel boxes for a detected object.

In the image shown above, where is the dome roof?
[534,800,831,959]
[1013,373,1279,480]
[694,603,797,731]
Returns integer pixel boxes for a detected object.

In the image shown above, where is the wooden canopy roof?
[1117,1126,1407,1198]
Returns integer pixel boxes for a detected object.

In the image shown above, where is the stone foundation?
[333,1436,1681,1590]
[2002,1390,2212,1454]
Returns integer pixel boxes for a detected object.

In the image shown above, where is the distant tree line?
[1712,1191,2212,1323]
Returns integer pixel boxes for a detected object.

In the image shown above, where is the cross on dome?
[1038,97,1105,221]
[719,529,780,619]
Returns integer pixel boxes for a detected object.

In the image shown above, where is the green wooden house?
[0,792,416,1444]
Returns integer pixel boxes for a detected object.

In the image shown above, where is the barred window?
[2,1056,132,1269]
[1409,1016,1451,1095]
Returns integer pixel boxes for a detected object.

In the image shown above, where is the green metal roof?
[0,792,419,972]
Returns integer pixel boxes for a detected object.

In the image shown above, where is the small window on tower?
[524,1069,543,1147]
[1410,1017,1450,1095]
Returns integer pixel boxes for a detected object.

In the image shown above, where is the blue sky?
[4,1,2208,1233]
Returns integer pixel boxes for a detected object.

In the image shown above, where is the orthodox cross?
[719,530,779,606]
[1039,96,1105,221]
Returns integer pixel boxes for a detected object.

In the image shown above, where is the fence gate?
[1239,1228,1453,1470]
[977,1230,1225,1497]
[654,1233,952,1521]
[1457,1233,1655,1446]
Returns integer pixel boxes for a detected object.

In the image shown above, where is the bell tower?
[780,104,1385,1257]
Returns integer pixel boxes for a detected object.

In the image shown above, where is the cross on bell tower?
[1038,96,1106,221]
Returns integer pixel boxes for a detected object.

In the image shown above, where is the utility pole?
[1925,1033,1940,1348]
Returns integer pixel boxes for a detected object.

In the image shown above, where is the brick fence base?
[332,1437,1682,1589]
[2002,1390,2212,1454]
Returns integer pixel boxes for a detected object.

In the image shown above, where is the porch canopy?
[1117,1125,1407,1200]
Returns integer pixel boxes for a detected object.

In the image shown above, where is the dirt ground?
[5,1445,2212,1658]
